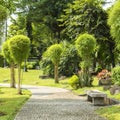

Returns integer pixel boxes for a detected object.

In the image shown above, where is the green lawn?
[96,105,120,120]
[0,87,31,120]
[0,68,69,88]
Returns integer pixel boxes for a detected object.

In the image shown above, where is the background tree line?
[0,0,118,78]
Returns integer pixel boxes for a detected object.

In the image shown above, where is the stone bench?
[86,90,107,106]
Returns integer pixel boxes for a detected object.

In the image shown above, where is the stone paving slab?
[0,84,106,120]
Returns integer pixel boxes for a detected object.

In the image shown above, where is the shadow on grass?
[0,111,7,117]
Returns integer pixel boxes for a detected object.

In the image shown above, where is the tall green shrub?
[75,33,96,86]
[2,41,16,88]
[45,44,62,83]
[9,35,30,94]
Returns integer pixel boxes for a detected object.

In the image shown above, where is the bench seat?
[86,90,107,106]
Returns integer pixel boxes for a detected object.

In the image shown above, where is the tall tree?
[108,0,120,64]
[75,33,96,86]
[59,0,115,68]
[0,4,7,40]
[45,44,62,83]
[9,35,30,94]
[15,0,73,42]
[2,41,16,88]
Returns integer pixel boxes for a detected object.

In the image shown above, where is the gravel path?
[0,84,106,120]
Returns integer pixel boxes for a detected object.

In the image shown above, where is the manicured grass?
[0,87,31,120]
[0,68,69,88]
[96,105,120,120]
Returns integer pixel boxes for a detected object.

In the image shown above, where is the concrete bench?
[86,90,107,106]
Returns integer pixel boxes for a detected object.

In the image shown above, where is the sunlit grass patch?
[0,87,31,120]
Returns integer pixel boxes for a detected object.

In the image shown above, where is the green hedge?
[21,61,39,69]
[112,66,120,85]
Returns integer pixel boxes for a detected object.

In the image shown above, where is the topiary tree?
[45,44,62,83]
[2,41,16,88]
[9,35,30,94]
[75,33,96,86]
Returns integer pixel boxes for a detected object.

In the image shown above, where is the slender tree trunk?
[54,64,59,83]
[24,59,27,72]
[18,64,22,94]
[10,63,16,88]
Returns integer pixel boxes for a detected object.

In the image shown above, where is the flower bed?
[97,69,112,85]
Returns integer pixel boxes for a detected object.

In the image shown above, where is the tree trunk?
[18,64,22,94]
[10,63,16,88]
[23,59,28,72]
[54,64,59,83]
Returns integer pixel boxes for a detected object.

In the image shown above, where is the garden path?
[0,84,106,120]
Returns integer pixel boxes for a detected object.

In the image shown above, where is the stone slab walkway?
[0,84,106,120]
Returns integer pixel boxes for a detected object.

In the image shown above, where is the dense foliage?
[9,35,30,64]
[59,0,115,68]
[45,44,62,83]
[9,35,30,94]
[112,66,120,85]
[75,33,96,86]
[2,41,16,88]
[0,0,119,86]
[0,5,7,22]
[68,75,79,89]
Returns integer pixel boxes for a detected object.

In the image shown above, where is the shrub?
[59,43,80,76]
[75,33,96,86]
[68,75,79,89]
[22,61,39,69]
[40,56,54,77]
[78,70,93,87]
[40,43,80,77]
[112,66,120,85]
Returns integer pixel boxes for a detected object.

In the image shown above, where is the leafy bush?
[59,43,80,76]
[22,61,39,69]
[40,42,80,77]
[40,56,54,77]
[112,66,120,85]
[68,75,79,89]
[78,70,93,87]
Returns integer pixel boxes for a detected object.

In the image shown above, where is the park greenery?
[2,41,15,88]
[0,0,120,120]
